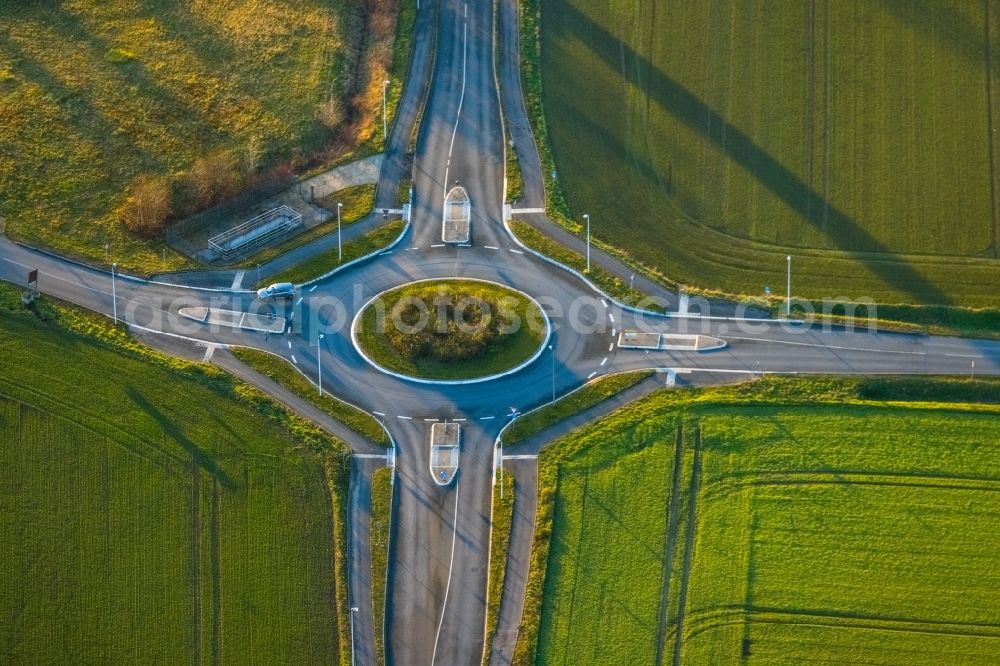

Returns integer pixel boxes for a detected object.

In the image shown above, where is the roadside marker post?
[111,263,118,324]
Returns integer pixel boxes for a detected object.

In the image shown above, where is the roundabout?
[351,278,550,384]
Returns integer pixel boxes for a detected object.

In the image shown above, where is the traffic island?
[352,279,550,383]
[179,306,286,335]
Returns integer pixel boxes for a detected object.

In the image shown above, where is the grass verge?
[482,471,515,666]
[355,279,546,381]
[503,370,654,445]
[370,466,393,666]
[230,347,390,446]
[269,219,405,285]
[510,220,649,306]
[0,280,352,663]
[514,375,1000,664]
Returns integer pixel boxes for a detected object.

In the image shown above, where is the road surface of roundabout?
[351,278,551,384]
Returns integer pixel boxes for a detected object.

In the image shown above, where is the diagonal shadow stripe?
[548,2,955,305]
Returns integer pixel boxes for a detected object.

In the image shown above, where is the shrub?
[121,174,171,235]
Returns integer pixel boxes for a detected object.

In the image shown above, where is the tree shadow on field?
[552,3,955,305]
[879,0,1000,69]
[127,389,236,490]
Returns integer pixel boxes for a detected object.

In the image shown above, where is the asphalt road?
[1,0,1000,664]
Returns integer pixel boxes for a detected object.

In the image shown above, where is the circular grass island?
[353,279,549,383]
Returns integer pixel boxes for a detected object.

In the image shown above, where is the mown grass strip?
[509,220,648,306]
[503,370,654,445]
[269,219,405,285]
[482,471,515,666]
[230,347,390,446]
[370,466,393,666]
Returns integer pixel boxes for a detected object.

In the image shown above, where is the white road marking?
[609,314,615,323]
[353,453,387,460]
[295,297,304,306]
[442,18,469,197]
[397,415,413,420]
[379,251,393,256]
[509,249,523,254]
[309,285,318,293]
[945,353,983,359]
[727,336,927,355]
[600,357,608,366]
[231,271,245,290]
[424,418,440,422]
[587,371,597,379]
[479,415,495,421]
[608,343,614,352]
[202,346,215,362]
[407,247,420,251]
[485,245,499,250]
[287,341,292,349]
[502,454,537,460]
[291,355,298,364]
[452,418,466,422]
[373,411,386,416]
[431,243,445,248]
[612,328,617,336]
[601,299,609,308]
[431,481,462,666]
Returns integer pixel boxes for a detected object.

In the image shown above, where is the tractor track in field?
[983,0,1000,257]
[653,422,685,666]
[671,423,703,666]
[191,464,202,666]
[210,478,222,666]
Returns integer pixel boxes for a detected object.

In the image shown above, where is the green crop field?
[0,285,350,664]
[520,378,1000,665]
[534,0,1000,307]
[0,0,370,273]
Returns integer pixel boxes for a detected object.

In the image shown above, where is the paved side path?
[210,348,387,456]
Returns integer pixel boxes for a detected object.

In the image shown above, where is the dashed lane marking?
[291,355,298,364]
[608,343,614,352]
[602,299,609,308]
[287,341,292,349]
[587,371,597,379]
[424,418,440,422]
[309,285,317,293]
[600,357,608,366]
[509,249,523,254]
[479,415,495,421]
[612,328,617,336]
[431,243,445,248]
[295,296,304,306]
[485,245,499,250]
[397,415,413,420]
[609,314,615,323]
[373,411,386,416]
[379,251,393,256]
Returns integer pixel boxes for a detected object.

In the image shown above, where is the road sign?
[27,269,38,289]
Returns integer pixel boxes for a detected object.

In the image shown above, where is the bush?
[186,148,242,210]
[121,174,171,235]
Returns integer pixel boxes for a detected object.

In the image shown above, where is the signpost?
[23,268,39,304]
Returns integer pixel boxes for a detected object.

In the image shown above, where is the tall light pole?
[349,606,359,666]
[337,202,343,262]
[549,344,555,402]
[785,255,792,316]
[111,262,118,324]
[583,214,590,272]
[257,263,261,287]
[317,332,325,397]
[382,79,390,140]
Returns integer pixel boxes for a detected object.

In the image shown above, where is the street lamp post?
[549,344,555,402]
[318,333,325,397]
[257,263,261,287]
[111,262,118,324]
[349,606,359,666]
[382,79,391,140]
[337,202,343,262]
[785,255,792,316]
[583,214,590,272]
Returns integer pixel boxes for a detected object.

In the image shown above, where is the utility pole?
[318,332,325,396]
[337,202,343,262]
[111,263,118,324]
[786,255,792,316]
[583,214,590,272]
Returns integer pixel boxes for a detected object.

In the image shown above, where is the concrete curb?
[350,278,552,386]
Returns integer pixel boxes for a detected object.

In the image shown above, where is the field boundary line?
[653,422,685,665]
[671,423,703,666]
